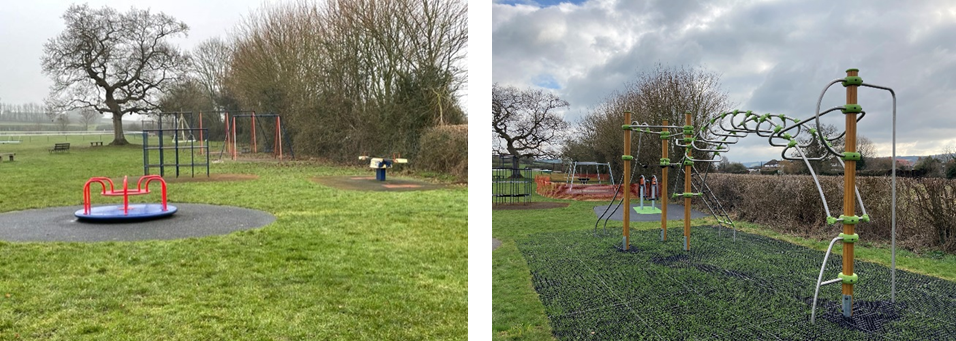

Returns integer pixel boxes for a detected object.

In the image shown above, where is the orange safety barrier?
[535,175,642,201]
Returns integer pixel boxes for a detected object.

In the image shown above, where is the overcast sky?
[0,0,285,107]
[493,0,956,162]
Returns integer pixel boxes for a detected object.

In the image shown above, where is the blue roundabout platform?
[74,203,178,221]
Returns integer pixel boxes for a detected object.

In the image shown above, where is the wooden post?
[661,119,669,241]
[623,111,632,250]
[842,69,859,316]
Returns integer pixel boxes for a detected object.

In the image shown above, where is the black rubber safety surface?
[517,227,956,340]
[593,203,708,222]
[0,203,275,242]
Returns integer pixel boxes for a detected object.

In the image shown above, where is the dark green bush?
[416,124,467,181]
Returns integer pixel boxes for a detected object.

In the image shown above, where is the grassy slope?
[492,193,956,340]
[0,137,467,340]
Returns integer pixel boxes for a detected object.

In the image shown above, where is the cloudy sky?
[0,0,280,108]
[493,0,956,162]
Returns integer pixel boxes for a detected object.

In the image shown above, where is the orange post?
[661,119,669,241]
[684,112,692,251]
[224,112,231,158]
[623,111,632,250]
[251,111,258,154]
[842,69,859,316]
[232,116,238,160]
[276,116,283,159]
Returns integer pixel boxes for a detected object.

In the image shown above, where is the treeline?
[160,0,467,163]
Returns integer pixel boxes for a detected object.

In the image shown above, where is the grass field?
[492,196,956,340]
[0,136,467,340]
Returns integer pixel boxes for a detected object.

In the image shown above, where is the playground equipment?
[359,155,408,181]
[633,175,662,214]
[221,112,294,160]
[142,112,209,178]
[492,155,533,205]
[565,161,615,188]
[644,68,897,321]
[609,112,731,251]
[75,175,177,221]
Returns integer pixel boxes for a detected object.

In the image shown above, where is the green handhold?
[843,76,863,87]
[774,125,783,133]
[861,214,870,223]
[622,155,634,161]
[683,159,694,166]
[827,216,837,225]
[788,139,797,148]
[622,124,632,130]
[842,104,863,113]
[838,272,859,284]
[839,233,859,243]
[660,132,671,139]
[840,215,860,225]
[843,152,862,161]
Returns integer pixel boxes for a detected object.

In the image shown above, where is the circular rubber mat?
[0,203,275,242]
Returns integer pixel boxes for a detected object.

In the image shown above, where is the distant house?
[896,158,913,170]
[763,159,782,169]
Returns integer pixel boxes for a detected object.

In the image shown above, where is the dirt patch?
[493,202,570,210]
[493,238,502,250]
[164,174,259,183]
[311,176,446,192]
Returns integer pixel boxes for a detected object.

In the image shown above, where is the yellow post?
[623,111,632,250]
[842,69,859,316]
[661,119,669,241]
[684,112,692,251]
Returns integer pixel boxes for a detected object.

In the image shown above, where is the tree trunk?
[111,114,129,145]
[510,156,523,179]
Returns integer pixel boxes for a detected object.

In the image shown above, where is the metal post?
[661,119,669,241]
[842,68,859,317]
[623,111,632,250]
[684,112,692,251]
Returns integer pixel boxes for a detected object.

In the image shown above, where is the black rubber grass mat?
[516,226,956,340]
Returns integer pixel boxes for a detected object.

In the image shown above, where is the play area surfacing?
[518,227,956,340]
[0,204,274,242]
[311,175,446,192]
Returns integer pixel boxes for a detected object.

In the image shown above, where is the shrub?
[417,124,467,181]
[703,174,956,252]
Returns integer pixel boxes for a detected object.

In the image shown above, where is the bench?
[0,153,14,162]
[50,143,71,153]
[90,141,103,147]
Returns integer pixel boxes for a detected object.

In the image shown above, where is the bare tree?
[193,37,235,110]
[79,108,101,131]
[492,84,569,175]
[562,65,733,184]
[41,4,189,145]
[55,114,71,132]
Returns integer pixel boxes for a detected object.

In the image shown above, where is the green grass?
[492,196,956,340]
[0,138,467,340]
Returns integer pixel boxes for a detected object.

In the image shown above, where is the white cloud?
[494,0,956,161]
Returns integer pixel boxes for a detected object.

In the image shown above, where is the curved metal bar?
[862,82,898,302]
[793,146,832,216]
[811,235,845,324]
[815,79,850,157]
